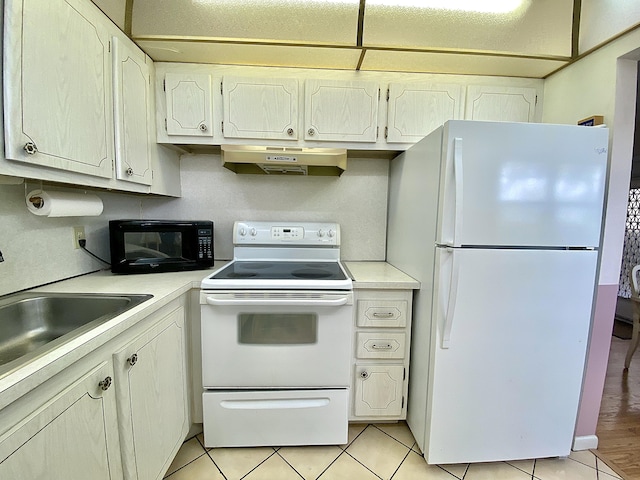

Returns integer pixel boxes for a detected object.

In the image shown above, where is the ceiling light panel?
[137,40,363,70]
[360,49,567,78]
[579,0,640,54]
[131,0,361,45]
[363,0,573,57]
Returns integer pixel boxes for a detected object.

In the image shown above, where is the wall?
[142,155,390,261]
[0,155,389,297]
[542,27,640,445]
[0,182,142,296]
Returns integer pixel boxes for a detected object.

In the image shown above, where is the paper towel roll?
[26,190,103,217]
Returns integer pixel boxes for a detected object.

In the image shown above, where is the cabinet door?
[354,365,404,417]
[305,79,379,142]
[114,306,188,480]
[4,0,113,178]
[165,73,214,137]
[222,76,298,140]
[386,83,464,143]
[112,36,152,185]
[465,85,537,123]
[0,361,122,480]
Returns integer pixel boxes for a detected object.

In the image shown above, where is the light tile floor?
[163,423,624,480]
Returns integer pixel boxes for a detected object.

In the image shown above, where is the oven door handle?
[205,295,350,307]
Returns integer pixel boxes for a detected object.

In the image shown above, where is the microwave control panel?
[198,228,214,260]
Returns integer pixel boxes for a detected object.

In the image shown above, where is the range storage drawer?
[202,389,349,447]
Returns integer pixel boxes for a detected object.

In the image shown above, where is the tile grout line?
[342,449,385,480]
[388,446,414,480]
[204,450,229,480]
[272,449,306,480]
[237,449,280,480]
[371,424,419,450]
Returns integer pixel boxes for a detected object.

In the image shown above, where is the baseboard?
[573,435,598,450]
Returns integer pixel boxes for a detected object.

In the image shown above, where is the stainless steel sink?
[0,292,153,371]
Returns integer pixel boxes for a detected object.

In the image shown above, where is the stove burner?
[238,263,273,270]
[291,269,333,279]
[227,272,258,278]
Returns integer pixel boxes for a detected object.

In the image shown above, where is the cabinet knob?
[360,371,369,379]
[198,123,208,132]
[23,142,38,155]
[127,353,138,366]
[307,128,315,137]
[98,376,112,391]
[287,128,294,136]
[125,167,134,176]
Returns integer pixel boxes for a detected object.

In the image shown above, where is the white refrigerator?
[386,120,608,464]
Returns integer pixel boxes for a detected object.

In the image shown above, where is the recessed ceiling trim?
[357,0,366,47]
[572,0,581,58]
[544,20,640,79]
[356,49,367,70]
[125,0,134,36]
[133,35,571,62]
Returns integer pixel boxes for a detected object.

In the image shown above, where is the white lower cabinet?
[114,305,188,480]
[351,289,413,421]
[0,361,122,480]
[0,298,189,480]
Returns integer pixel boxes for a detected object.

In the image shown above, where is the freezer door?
[437,121,608,248]
[425,247,597,464]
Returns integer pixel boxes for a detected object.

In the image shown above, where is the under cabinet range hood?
[221,145,347,176]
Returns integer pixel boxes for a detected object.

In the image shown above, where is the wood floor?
[595,333,640,479]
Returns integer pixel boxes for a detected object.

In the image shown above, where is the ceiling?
[94,0,640,79]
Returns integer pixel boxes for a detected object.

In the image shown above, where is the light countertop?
[0,260,415,410]
[0,263,228,410]
[344,262,420,289]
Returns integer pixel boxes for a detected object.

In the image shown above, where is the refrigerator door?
[436,121,608,248]
[425,247,597,464]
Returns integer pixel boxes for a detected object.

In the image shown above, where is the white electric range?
[199,221,353,447]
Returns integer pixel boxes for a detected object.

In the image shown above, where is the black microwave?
[109,220,214,274]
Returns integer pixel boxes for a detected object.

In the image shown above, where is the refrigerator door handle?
[453,138,464,247]
[442,248,460,348]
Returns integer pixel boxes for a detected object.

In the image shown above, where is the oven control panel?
[233,221,340,246]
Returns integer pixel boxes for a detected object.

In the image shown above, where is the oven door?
[200,290,353,388]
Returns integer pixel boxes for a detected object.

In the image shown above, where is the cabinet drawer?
[356,332,406,359]
[357,300,408,327]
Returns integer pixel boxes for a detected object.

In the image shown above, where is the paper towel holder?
[28,194,44,209]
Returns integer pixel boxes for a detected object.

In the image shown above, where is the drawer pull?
[372,312,395,318]
[371,343,393,350]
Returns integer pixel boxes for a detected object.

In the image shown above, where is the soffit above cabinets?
[120,0,640,79]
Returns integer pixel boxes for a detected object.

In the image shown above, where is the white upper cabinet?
[4,0,114,178]
[465,85,537,123]
[112,36,153,185]
[222,76,298,140]
[165,72,214,137]
[304,79,379,142]
[386,82,464,143]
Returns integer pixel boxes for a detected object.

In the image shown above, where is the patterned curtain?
[620,188,640,298]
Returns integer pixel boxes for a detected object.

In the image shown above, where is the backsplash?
[0,156,389,296]
[143,155,390,261]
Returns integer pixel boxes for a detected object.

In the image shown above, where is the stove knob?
[327,229,335,238]
[239,228,247,236]
[317,229,325,237]
[250,228,257,236]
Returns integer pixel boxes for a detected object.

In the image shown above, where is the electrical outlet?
[73,226,85,249]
